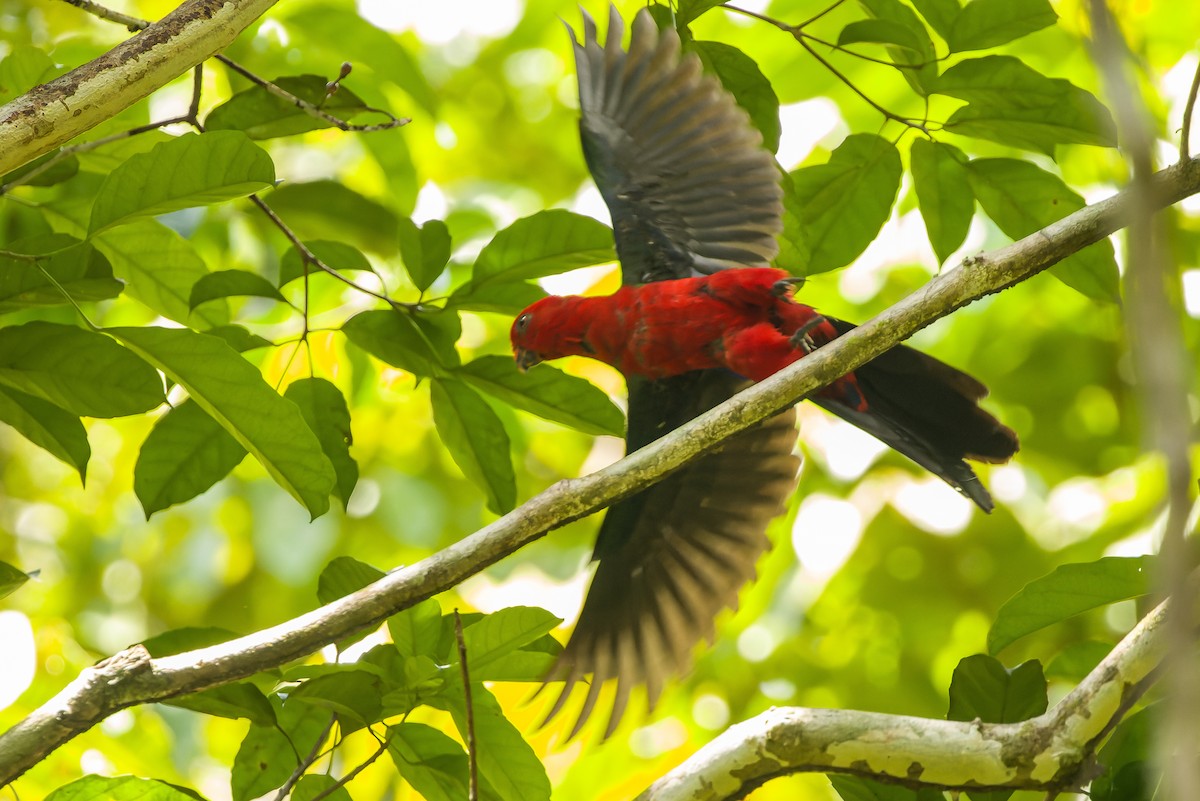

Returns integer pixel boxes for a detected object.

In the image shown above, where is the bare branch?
[2,154,1199,786]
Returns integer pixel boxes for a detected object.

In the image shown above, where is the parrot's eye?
[515,313,532,333]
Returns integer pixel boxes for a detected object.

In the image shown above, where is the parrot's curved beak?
[514,348,542,372]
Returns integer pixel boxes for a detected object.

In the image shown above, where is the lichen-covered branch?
[637,599,1167,800]
[0,0,279,174]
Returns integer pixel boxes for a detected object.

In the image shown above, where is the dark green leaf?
[858,0,938,95]
[166,682,277,726]
[388,598,443,659]
[202,325,273,352]
[1045,640,1113,680]
[1092,707,1155,801]
[263,181,400,256]
[293,775,351,801]
[677,0,725,24]
[284,378,357,508]
[95,220,230,328]
[205,74,370,139]
[947,0,1056,52]
[231,701,331,801]
[134,400,247,517]
[2,151,80,187]
[0,45,55,105]
[690,41,780,153]
[909,139,974,264]
[829,775,944,801]
[0,236,121,313]
[939,57,1117,152]
[430,378,515,514]
[140,626,241,657]
[948,655,1047,725]
[398,217,452,292]
[45,776,202,801]
[0,322,164,417]
[448,279,545,315]
[106,326,336,518]
[0,561,32,600]
[279,240,373,287]
[967,158,1120,301]
[988,556,1152,654]
[456,355,623,437]
[89,131,275,234]
[0,384,89,481]
[459,607,562,674]
[189,269,287,309]
[387,722,473,801]
[910,0,961,41]
[343,308,460,377]
[789,133,902,274]
[838,19,928,52]
[289,670,382,733]
[317,556,385,605]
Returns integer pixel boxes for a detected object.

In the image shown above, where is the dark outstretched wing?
[543,8,796,738]
[569,6,783,283]
[544,372,799,739]
[814,317,1019,512]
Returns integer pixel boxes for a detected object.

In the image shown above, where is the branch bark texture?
[0,0,279,174]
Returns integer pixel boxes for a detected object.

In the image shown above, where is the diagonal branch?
[2,156,1200,786]
[0,0,280,174]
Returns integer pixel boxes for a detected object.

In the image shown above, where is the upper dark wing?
[814,317,1019,512]
[544,372,799,739]
[569,6,783,283]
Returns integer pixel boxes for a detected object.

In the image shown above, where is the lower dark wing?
[543,370,799,739]
[814,317,1019,511]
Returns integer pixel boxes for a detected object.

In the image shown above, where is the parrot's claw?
[790,315,827,354]
[771,276,806,298]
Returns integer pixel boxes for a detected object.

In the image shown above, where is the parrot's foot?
[790,315,827,353]
[771,276,806,297]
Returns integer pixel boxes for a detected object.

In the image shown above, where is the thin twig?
[796,37,929,133]
[454,611,478,801]
[271,715,336,801]
[58,0,146,30]
[1180,58,1200,162]
[796,0,848,29]
[304,732,392,801]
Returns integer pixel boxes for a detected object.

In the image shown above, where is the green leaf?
[89,131,275,234]
[45,775,203,801]
[459,607,562,674]
[456,355,623,437]
[0,322,164,418]
[388,598,444,659]
[909,139,974,264]
[777,175,812,275]
[829,775,944,801]
[858,0,938,95]
[317,556,385,605]
[430,378,515,514]
[946,0,1056,52]
[106,326,336,518]
[838,19,928,52]
[1,150,79,187]
[140,625,240,656]
[988,556,1152,654]
[342,308,460,377]
[202,325,273,352]
[1045,640,1113,680]
[453,210,613,307]
[94,220,230,328]
[189,269,288,309]
[677,0,725,24]
[284,378,357,508]
[469,641,560,682]
[293,775,352,801]
[0,45,56,105]
[789,133,902,274]
[264,180,400,256]
[289,670,382,733]
[205,74,371,139]
[231,701,331,801]
[690,41,780,153]
[134,400,247,517]
[967,158,1120,301]
[398,217,452,292]
[166,682,277,726]
[448,279,545,315]
[910,0,961,41]
[938,56,1117,152]
[0,237,122,313]
[1092,707,1155,801]
[0,384,89,481]
[948,654,1047,723]
[387,722,473,801]
[431,682,551,801]
[0,561,32,600]
[279,240,373,287]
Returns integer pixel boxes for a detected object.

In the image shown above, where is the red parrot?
[510,8,1018,739]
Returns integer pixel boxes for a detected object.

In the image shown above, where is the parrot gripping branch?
[2,154,1200,788]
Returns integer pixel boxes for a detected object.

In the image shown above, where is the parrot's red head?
[510,294,587,372]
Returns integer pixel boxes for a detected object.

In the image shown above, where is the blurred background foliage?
[0,0,1197,799]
